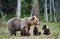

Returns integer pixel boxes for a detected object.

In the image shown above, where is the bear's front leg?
[28,26,30,31]
[9,29,16,36]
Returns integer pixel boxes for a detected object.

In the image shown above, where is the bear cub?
[42,25,50,35]
[33,26,41,35]
[21,26,30,36]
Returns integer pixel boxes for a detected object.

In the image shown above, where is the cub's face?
[31,16,39,25]
[42,25,49,30]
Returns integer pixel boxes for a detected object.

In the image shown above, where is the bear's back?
[7,17,29,30]
[7,17,22,30]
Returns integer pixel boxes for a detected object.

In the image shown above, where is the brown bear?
[42,25,50,35]
[7,16,39,36]
[33,26,41,35]
[21,26,30,36]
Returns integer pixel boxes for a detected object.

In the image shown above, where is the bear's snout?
[34,21,40,25]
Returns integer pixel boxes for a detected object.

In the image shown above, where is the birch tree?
[31,0,40,21]
[30,0,36,17]
[52,0,57,22]
[50,0,53,22]
[44,0,48,22]
[16,0,21,18]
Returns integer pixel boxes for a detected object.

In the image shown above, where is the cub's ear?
[42,25,46,30]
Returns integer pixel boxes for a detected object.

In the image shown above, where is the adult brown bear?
[7,16,39,36]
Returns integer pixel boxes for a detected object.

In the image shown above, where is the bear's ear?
[31,16,36,20]
[31,17,35,20]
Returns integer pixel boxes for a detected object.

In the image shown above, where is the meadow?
[0,21,60,39]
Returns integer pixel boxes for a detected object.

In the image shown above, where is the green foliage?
[21,0,31,17]
[1,0,17,14]
[1,0,60,22]
[39,0,44,13]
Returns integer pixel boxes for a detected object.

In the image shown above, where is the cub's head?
[42,25,49,30]
[29,16,39,25]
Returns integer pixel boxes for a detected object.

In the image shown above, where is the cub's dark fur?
[42,25,50,35]
[33,26,41,35]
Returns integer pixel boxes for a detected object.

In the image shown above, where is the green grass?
[0,22,60,39]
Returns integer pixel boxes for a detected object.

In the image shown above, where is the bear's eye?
[36,20,38,22]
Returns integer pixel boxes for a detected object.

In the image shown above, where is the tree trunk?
[50,0,53,22]
[16,0,21,18]
[31,0,40,21]
[44,0,48,22]
[31,0,36,17]
[52,0,57,22]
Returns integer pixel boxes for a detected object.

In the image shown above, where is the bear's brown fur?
[7,16,39,36]
[21,26,30,36]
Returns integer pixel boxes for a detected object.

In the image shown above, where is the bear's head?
[42,25,49,30]
[28,16,39,26]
